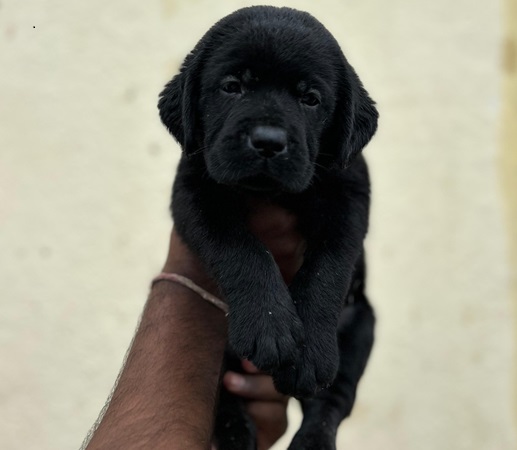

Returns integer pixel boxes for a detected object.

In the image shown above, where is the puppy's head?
[159,6,378,193]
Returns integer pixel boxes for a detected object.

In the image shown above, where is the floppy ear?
[324,64,379,168]
[158,53,200,155]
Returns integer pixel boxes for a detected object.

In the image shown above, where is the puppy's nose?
[249,126,287,158]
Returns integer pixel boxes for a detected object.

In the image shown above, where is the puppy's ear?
[158,53,200,155]
[345,72,379,165]
[325,65,378,168]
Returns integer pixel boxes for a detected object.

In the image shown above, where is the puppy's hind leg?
[288,291,375,450]
[214,352,257,450]
[214,389,256,450]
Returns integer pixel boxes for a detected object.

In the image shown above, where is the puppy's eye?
[300,91,321,107]
[221,80,242,95]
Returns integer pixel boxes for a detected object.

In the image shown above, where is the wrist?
[88,281,226,450]
[162,229,219,296]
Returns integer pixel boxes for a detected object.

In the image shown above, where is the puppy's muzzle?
[247,126,288,159]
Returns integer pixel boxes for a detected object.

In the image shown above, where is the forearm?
[86,261,227,449]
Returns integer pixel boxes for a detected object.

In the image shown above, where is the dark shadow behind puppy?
[158,6,378,450]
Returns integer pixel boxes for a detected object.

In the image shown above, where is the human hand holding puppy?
[84,203,300,450]
[163,200,303,450]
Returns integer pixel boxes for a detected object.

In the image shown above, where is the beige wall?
[1,0,515,449]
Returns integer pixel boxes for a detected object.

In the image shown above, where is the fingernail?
[242,359,259,373]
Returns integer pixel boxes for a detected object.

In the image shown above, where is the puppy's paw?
[229,301,304,371]
[273,337,338,398]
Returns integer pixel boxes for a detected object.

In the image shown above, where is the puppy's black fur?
[159,6,378,449]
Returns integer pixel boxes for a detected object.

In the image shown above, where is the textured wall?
[0,0,515,449]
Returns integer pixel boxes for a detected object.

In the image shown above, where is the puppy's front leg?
[172,164,303,371]
[274,164,370,397]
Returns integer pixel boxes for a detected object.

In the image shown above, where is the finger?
[223,371,287,402]
[246,401,288,426]
[241,359,261,373]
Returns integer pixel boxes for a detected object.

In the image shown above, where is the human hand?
[163,199,304,291]
[165,199,305,449]
[246,198,305,285]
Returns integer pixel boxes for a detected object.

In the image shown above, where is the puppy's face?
[159,7,378,193]
[199,42,337,193]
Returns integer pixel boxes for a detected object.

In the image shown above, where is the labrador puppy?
[158,6,378,449]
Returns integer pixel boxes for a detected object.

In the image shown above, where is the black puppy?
[159,6,378,449]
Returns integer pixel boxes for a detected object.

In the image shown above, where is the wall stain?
[39,246,52,259]
[5,24,17,40]
[122,86,138,103]
[503,37,516,74]
[148,142,162,157]
[161,0,178,18]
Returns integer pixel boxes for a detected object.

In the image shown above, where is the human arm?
[84,202,304,450]
[85,232,226,450]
